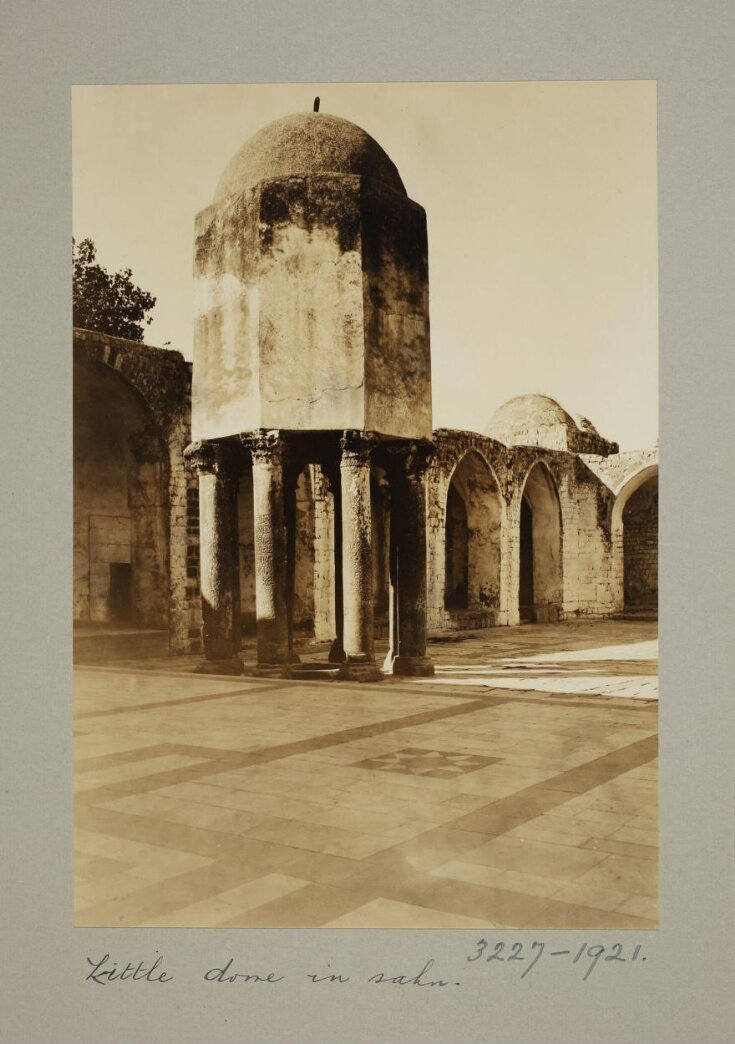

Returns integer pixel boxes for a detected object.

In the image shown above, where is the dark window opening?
[445,484,469,610]
[109,562,132,621]
[519,496,534,621]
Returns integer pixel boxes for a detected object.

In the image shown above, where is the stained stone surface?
[351,748,501,778]
[214,112,407,202]
[74,619,658,929]
[485,393,618,454]
[192,113,432,442]
[72,325,660,660]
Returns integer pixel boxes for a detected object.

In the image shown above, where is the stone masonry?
[72,112,657,669]
[73,327,658,660]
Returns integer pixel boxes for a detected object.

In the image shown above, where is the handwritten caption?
[467,938,647,982]
[86,940,649,989]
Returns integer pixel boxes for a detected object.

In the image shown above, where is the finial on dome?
[313,96,320,113]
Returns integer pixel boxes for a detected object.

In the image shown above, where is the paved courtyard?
[74,619,658,929]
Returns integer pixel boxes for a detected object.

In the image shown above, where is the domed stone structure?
[188,109,435,680]
[573,413,599,436]
[486,394,618,454]
[485,394,577,450]
[192,110,431,442]
[214,113,406,202]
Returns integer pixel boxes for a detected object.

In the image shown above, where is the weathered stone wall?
[74,330,656,653]
[74,359,138,622]
[74,355,171,629]
[558,458,616,617]
[256,177,368,432]
[424,429,621,630]
[193,173,432,442]
[584,448,659,614]
[73,329,200,652]
[361,184,432,439]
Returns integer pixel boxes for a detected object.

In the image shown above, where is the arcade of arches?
[73,330,658,672]
[71,111,660,938]
[71,113,657,675]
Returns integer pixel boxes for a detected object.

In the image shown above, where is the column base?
[328,638,346,663]
[194,656,244,676]
[389,655,435,677]
[257,642,298,667]
[336,661,383,683]
[243,664,292,679]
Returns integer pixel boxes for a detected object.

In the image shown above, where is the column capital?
[340,429,380,467]
[184,440,242,478]
[241,429,287,466]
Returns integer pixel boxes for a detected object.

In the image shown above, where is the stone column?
[501,487,522,627]
[284,463,297,659]
[242,430,293,673]
[371,472,391,619]
[424,467,446,633]
[311,464,337,643]
[322,463,345,664]
[385,441,435,677]
[184,440,243,675]
[337,431,382,682]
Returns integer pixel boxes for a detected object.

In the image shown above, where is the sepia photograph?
[72,81,658,930]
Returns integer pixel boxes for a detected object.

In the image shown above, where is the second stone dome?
[214,112,407,202]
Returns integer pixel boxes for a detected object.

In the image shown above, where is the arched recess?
[443,450,502,618]
[611,464,659,613]
[519,461,563,622]
[73,357,169,628]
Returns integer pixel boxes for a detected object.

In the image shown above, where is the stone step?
[74,628,170,664]
[445,610,497,630]
[611,609,658,623]
[288,665,340,681]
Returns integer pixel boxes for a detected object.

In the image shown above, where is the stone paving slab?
[74,619,658,928]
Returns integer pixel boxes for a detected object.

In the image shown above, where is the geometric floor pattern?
[74,619,658,929]
[352,748,501,778]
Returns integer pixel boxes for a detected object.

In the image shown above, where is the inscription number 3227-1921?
[467,940,647,981]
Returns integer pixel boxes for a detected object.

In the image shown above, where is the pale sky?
[72,82,658,451]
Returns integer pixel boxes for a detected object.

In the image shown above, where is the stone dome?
[214,112,406,202]
[573,413,600,435]
[485,394,577,450]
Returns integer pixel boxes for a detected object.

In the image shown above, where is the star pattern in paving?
[351,747,501,778]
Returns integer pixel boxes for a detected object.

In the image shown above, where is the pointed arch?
[443,449,503,618]
[611,464,659,613]
[518,460,563,622]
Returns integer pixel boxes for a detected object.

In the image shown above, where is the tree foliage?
[73,238,156,342]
